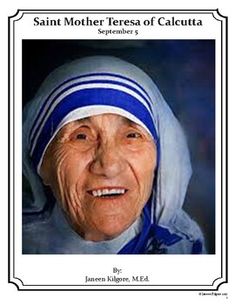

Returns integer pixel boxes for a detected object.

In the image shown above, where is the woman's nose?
[89,141,125,178]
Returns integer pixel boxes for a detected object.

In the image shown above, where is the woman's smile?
[87,187,128,198]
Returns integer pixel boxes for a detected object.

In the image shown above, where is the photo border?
[8,9,228,291]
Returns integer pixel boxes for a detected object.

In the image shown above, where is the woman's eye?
[76,133,87,140]
[126,132,141,139]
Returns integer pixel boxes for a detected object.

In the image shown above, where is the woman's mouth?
[87,187,128,198]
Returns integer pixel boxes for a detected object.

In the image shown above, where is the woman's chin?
[83,218,134,242]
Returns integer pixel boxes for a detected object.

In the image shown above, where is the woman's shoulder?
[172,210,204,239]
[22,215,56,254]
[165,210,207,254]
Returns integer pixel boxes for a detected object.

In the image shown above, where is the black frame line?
[8,9,228,291]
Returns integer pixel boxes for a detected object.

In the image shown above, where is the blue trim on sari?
[118,200,183,254]
[192,239,203,254]
[118,198,204,255]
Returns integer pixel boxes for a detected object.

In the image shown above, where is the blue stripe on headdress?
[30,79,154,153]
[29,73,154,145]
[31,87,157,169]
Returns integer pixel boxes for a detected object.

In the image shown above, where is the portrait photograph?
[22,39,215,256]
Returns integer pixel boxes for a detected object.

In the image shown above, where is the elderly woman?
[23,56,206,254]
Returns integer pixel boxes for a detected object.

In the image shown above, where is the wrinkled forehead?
[55,113,153,136]
[68,112,149,125]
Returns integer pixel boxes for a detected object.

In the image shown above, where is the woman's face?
[40,114,157,241]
